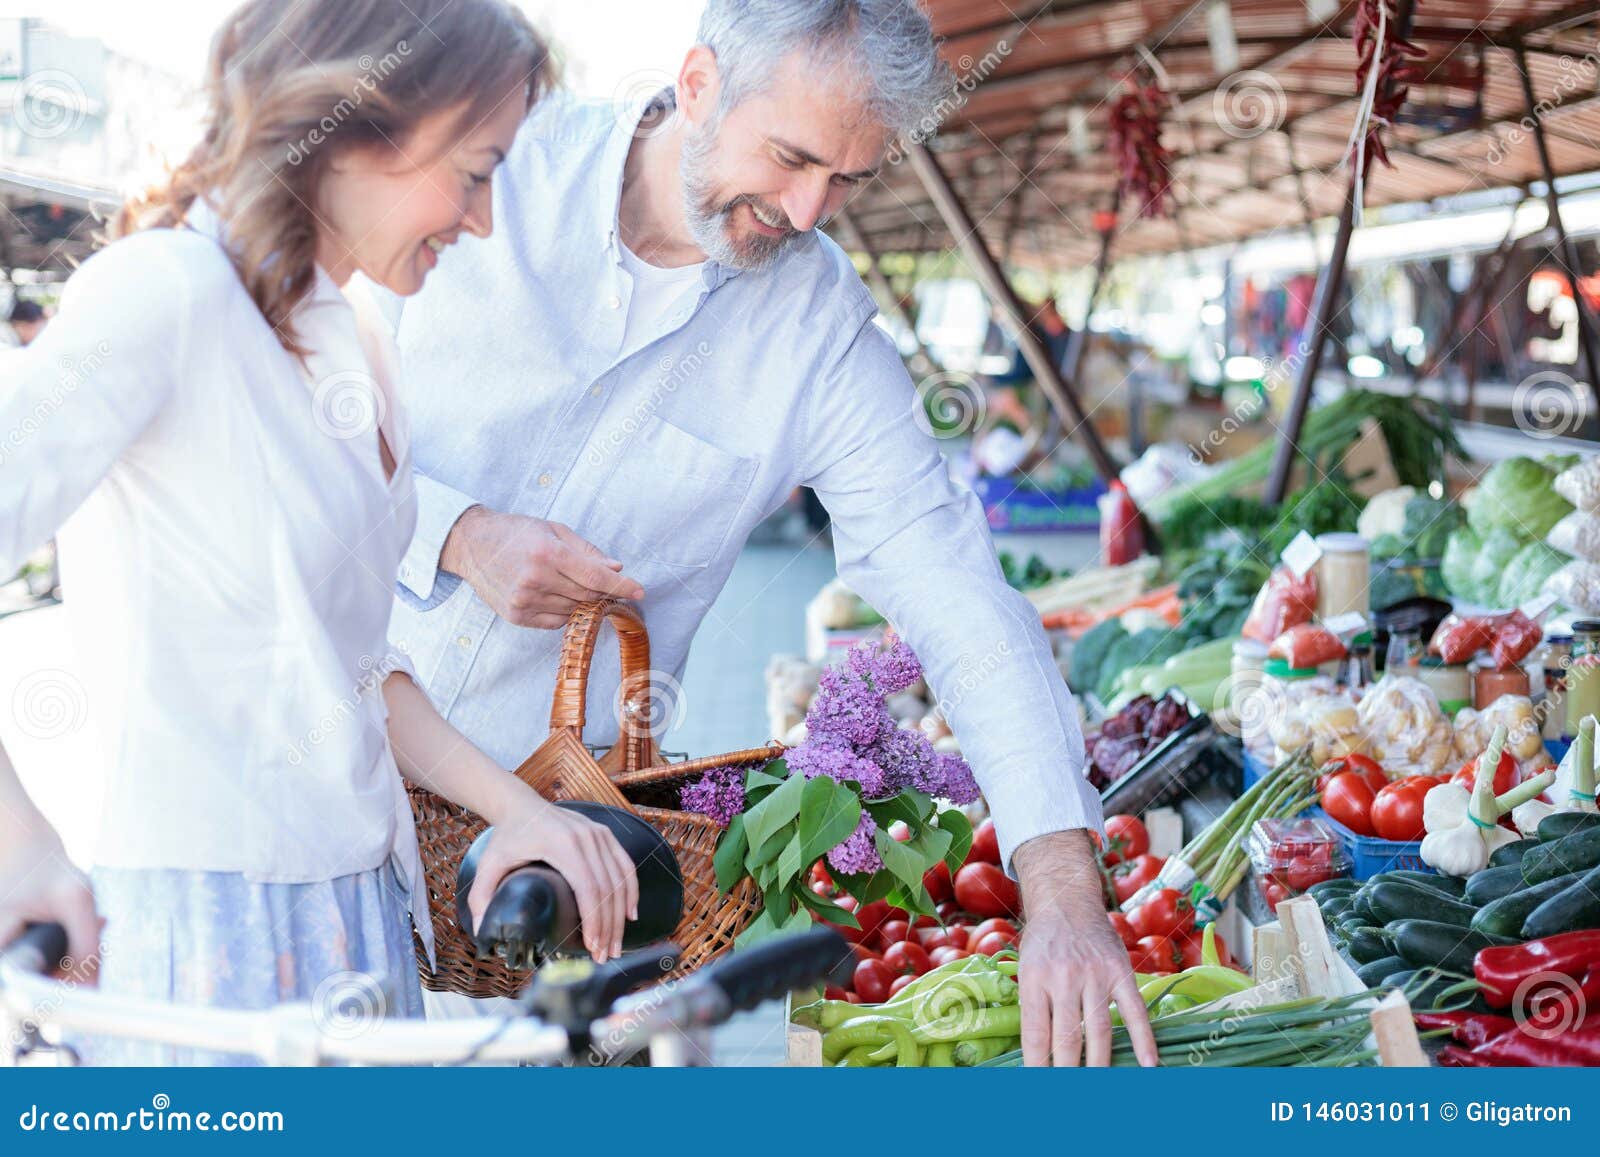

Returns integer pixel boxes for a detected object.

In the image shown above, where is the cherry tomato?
[1107,912,1138,948]
[968,818,1001,866]
[928,946,970,967]
[854,900,890,939]
[1177,933,1204,969]
[923,862,954,904]
[969,918,1020,943]
[1102,814,1150,866]
[1451,751,1519,797]
[1321,770,1378,837]
[972,931,1015,956]
[935,900,964,922]
[912,914,938,929]
[954,862,1020,919]
[844,992,862,1003]
[916,926,952,951]
[1261,880,1290,912]
[811,862,834,890]
[1371,776,1434,842]
[1283,858,1337,892]
[1112,854,1164,903]
[850,943,880,964]
[877,920,912,946]
[1211,930,1234,968]
[1317,754,1387,795]
[888,974,916,996]
[852,958,895,1003]
[943,925,969,951]
[1135,887,1195,940]
[810,880,832,897]
[1131,935,1182,974]
[883,940,932,975]
[823,985,849,1002]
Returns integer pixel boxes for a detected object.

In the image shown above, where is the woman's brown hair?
[109,0,553,353]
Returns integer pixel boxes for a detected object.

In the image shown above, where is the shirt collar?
[601,88,741,292]
[184,196,348,312]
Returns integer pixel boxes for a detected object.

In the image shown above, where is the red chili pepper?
[1452,1022,1600,1067]
[1412,1011,1519,1048]
[1436,1044,1491,1067]
[1474,931,1600,1012]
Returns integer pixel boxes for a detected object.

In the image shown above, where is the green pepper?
[821,1015,901,1063]
[910,1002,1023,1044]
[925,1041,956,1067]
[953,1035,1018,1066]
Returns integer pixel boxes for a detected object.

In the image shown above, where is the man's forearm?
[438,503,486,581]
[1013,829,1107,916]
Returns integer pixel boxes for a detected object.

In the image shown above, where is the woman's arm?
[382,673,638,962]
[0,738,100,970]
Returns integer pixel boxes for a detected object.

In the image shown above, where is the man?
[391,0,1155,1067]
[1,300,45,348]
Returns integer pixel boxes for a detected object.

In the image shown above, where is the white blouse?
[0,208,427,955]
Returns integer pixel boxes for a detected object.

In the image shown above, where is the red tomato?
[844,992,862,1003]
[889,821,912,843]
[877,920,912,946]
[1112,854,1164,903]
[1283,858,1338,892]
[854,900,890,938]
[912,914,938,928]
[852,958,895,1003]
[850,943,880,964]
[972,931,1015,956]
[811,862,834,890]
[1261,881,1290,912]
[1371,777,1434,842]
[1317,754,1387,795]
[810,880,832,896]
[1135,888,1195,940]
[1321,771,1378,837]
[928,946,970,967]
[1211,931,1234,968]
[883,940,932,976]
[888,974,916,996]
[935,900,963,922]
[1102,814,1151,866]
[943,925,969,951]
[968,818,1001,866]
[970,918,1020,943]
[1131,935,1182,974]
[1177,934,1204,969]
[923,862,954,904]
[916,926,952,950]
[1451,751,1519,797]
[1107,912,1138,948]
[823,985,849,1002]
[954,862,1020,918]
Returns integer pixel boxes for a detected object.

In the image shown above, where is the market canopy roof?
[842,0,1600,266]
[0,166,116,275]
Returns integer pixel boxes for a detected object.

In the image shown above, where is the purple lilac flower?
[786,738,889,799]
[805,666,889,748]
[679,766,746,828]
[843,638,924,696]
[932,752,981,805]
[871,725,938,795]
[827,811,884,875]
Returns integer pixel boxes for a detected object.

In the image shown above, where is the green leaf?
[746,763,786,794]
[886,883,935,919]
[713,814,749,892]
[736,905,783,947]
[750,819,797,868]
[866,789,934,832]
[934,809,973,872]
[836,869,896,905]
[909,823,952,869]
[798,776,863,865]
[795,884,857,925]
[743,768,805,853]
[775,831,804,889]
[875,829,932,894]
[779,904,812,932]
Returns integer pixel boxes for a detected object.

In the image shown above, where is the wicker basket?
[409,599,777,999]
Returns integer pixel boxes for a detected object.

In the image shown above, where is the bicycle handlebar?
[696,926,853,1014]
[2,922,68,975]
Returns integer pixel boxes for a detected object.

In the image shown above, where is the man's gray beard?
[680,123,797,272]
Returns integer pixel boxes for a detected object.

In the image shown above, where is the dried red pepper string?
[1109,81,1173,219]
[1349,0,1427,179]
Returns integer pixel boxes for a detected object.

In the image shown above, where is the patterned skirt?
[70,860,424,1066]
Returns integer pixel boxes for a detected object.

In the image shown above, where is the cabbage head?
[1467,456,1574,540]
[1469,527,1526,606]
[1441,525,1481,600]
[1499,542,1573,607]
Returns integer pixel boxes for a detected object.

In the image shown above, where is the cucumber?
[1365,881,1478,928]
[1376,869,1463,896]
[1346,888,1378,922]
[1355,954,1410,986]
[1321,897,1354,921]
[1463,864,1529,906]
[1344,926,1395,964]
[1537,812,1600,842]
[1471,871,1584,938]
[1489,838,1541,868]
[1308,878,1361,903]
[1522,864,1600,940]
[1519,828,1600,884]
[1390,920,1517,974]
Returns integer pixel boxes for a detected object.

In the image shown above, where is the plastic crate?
[1314,809,1434,880]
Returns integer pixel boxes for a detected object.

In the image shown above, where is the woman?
[0,0,638,1064]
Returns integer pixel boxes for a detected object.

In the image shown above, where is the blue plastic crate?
[1314,808,1434,880]
[971,475,1107,534]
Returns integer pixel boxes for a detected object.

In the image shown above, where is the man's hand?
[441,506,645,627]
[1013,829,1158,1067]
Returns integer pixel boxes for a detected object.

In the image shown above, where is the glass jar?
[1474,661,1531,711]
[1231,639,1270,753]
[1384,626,1423,676]
[1342,632,1375,691]
[1419,655,1471,715]
[1539,634,1572,740]
[1568,620,1600,736]
[1315,533,1370,621]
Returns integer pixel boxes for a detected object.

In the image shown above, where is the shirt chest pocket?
[588,415,757,570]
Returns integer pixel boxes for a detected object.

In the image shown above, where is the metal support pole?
[1062,190,1121,388]
[1265,0,1415,504]
[834,209,936,370]
[1514,41,1600,432]
[905,142,1121,484]
[1001,128,1043,268]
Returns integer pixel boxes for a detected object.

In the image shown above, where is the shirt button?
[591,385,603,397]
[606,294,622,310]
[538,472,553,486]
[456,635,472,648]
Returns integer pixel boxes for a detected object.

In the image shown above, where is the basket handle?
[548,599,657,772]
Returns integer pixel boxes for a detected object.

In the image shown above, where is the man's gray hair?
[696,0,952,140]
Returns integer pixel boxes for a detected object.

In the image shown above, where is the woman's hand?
[0,827,101,979]
[463,796,640,963]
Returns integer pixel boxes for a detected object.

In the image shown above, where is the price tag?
[1323,611,1370,641]
[1280,531,1322,578]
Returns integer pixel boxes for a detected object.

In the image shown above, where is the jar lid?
[1419,655,1463,669]
[1265,656,1319,678]
[1573,619,1600,634]
[1315,532,1369,553]
[1233,639,1270,658]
